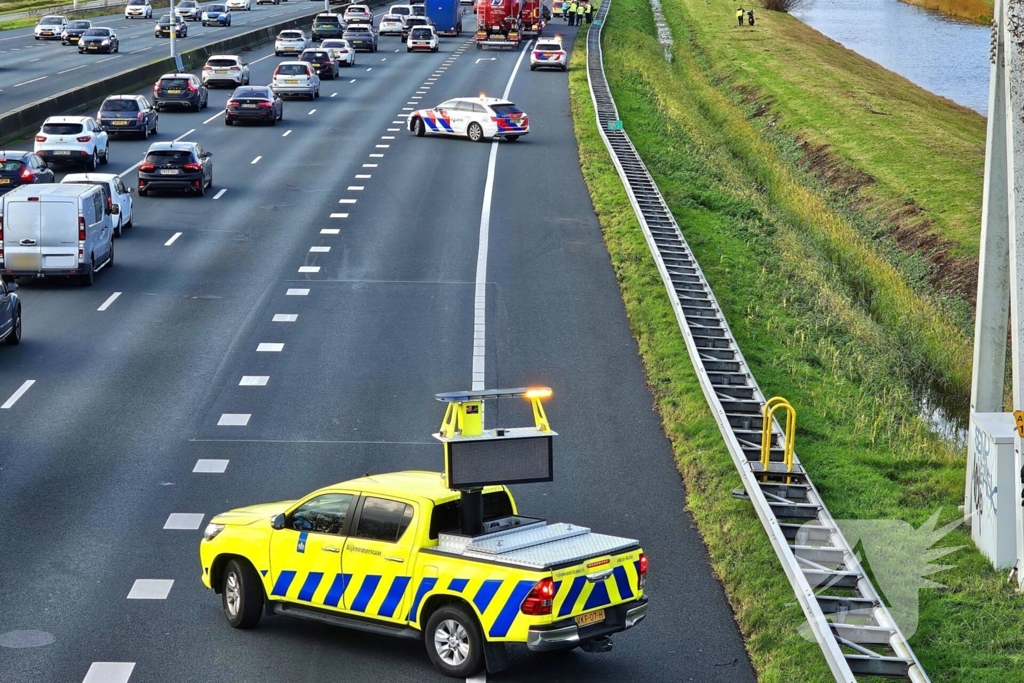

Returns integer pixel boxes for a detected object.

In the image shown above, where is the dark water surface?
[793,0,990,115]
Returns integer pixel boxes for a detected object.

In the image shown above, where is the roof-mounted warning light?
[435,386,552,438]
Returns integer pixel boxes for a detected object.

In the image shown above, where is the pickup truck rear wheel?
[425,604,484,678]
[222,559,263,629]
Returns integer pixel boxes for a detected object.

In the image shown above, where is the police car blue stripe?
[407,577,438,622]
[351,575,381,612]
[323,573,351,608]
[271,570,297,597]
[378,576,411,618]
[438,118,453,133]
[448,578,469,593]
[488,580,535,638]
[582,581,611,611]
[557,576,586,617]
[298,571,324,601]
[612,565,633,600]
[473,579,502,614]
[423,117,439,132]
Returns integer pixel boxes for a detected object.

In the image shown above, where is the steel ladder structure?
[583,3,930,681]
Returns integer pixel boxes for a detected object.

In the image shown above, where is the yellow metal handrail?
[761,396,796,476]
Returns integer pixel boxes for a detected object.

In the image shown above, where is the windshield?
[128,0,146,5]
[491,104,523,116]
[42,123,84,135]
[345,28,371,34]
[276,64,309,75]
[83,28,109,36]
[159,15,173,22]
[207,58,238,67]
[179,1,197,6]
[146,150,194,164]
[321,40,347,47]
[102,99,139,111]
[391,5,411,14]
[39,16,63,24]
[314,15,339,23]
[301,51,328,60]
[207,4,226,10]
[536,43,561,50]
[69,21,90,28]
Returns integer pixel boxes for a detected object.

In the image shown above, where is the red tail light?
[137,111,145,121]
[183,162,202,171]
[188,82,198,93]
[19,168,33,182]
[202,65,212,70]
[78,215,86,261]
[139,162,155,172]
[272,67,280,77]
[76,135,91,143]
[35,135,47,142]
[107,196,113,211]
[638,552,648,587]
[230,66,241,71]
[520,578,555,616]
[258,101,273,108]
[226,100,239,108]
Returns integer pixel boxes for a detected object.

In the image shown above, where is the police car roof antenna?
[433,387,556,536]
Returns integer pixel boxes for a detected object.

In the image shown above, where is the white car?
[271,61,320,99]
[406,25,437,52]
[202,54,251,87]
[274,30,310,55]
[124,0,153,18]
[343,4,372,23]
[226,0,251,10]
[530,37,567,71]
[320,39,356,67]
[34,116,110,170]
[389,3,413,19]
[175,0,202,20]
[408,97,529,142]
[34,15,67,39]
[61,173,134,237]
[378,13,403,35]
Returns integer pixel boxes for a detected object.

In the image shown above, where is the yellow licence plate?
[574,609,605,627]
[286,79,298,84]
[9,253,40,271]
[168,89,182,94]
[0,179,10,184]
[112,120,130,126]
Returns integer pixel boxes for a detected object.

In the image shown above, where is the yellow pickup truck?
[199,470,648,678]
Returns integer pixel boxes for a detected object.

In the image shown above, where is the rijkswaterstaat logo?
[795,509,964,640]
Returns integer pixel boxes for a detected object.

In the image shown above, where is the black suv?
[153,73,208,112]
[311,13,345,41]
[299,49,339,79]
[0,151,54,197]
[98,95,159,139]
[138,142,213,197]
[342,25,377,52]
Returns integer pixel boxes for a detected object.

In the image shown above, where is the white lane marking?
[349,78,356,83]
[286,288,310,296]
[356,174,371,178]
[163,513,205,529]
[308,109,316,115]
[203,110,224,124]
[217,413,251,426]
[347,185,364,190]
[466,674,487,683]
[282,129,292,136]
[363,163,378,167]
[381,135,395,139]
[298,266,320,273]
[250,53,275,64]
[416,89,427,93]
[321,228,340,234]
[12,76,46,87]
[273,313,299,321]
[339,199,357,203]
[410,96,421,100]
[381,57,387,61]
[97,56,119,63]
[330,92,337,98]
[401,107,413,111]
[130,45,153,53]
[365,67,372,71]
[82,662,135,683]
[213,189,227,200]
[193,459,230,473]
[406,101,416,104]
[387,128,400,132]
[251,155,262,165]
[118,161,142,179]
[370,153,385,158]
[1,380,35,410]
[330,212,349,217]
[127,579,174,600]
[391,120,403,123]
[174,128,196,142]
[471,40,532,391]
[239,376,269,386]
[375,145,389,149]
[97,292,121,311]
[164,232,182,246]
[309,246,330,253]
[257,342,284,352]
[57,64,88,74]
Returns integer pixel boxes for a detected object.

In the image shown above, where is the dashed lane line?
[273,313,299,321]
[239,376,269,386]
[330,213,349,217]
[347,185,364,190]
[213,189,227,199]
[164,232,182,246]
[193,459,230,473]
[339,198,357,203]
[309,246,330,253]
[203,110,224,124]
[218,413,250,426]
[251,155,262,164]
[350,78,356,83]
[286,288,310,296]
[363,163,378,167]
[1,380,35,410]
[330,92,337,97]
[321,228,340,234]
[97,55,119,63]
[82,662,135,683]
[12,76,45,87]
[298,266,320,273]
[283,129,292,136]
[356,174,371,178]
[57,64,87,74]
[127,579,174,600]
[257,342,284,352]
[163,513,204,529]
[97,292,121,311]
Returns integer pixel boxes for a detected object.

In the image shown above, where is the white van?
[0,184,116,286]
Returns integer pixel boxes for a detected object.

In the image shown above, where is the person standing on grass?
[747,8,754,25]
[568,0,577,25]
[576,1,585,25]
[736,6,744,26]
[585,0,593,24]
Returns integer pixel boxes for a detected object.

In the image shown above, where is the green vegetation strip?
[0,1,170,30]
[567,0,1024,680]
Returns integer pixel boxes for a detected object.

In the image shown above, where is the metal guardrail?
[582,3,930,681]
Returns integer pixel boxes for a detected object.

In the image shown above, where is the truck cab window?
[289,493,353,535]
[355,497,414,543]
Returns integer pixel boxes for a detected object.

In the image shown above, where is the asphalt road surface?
[0,1,319,112]
[0,14,757,683]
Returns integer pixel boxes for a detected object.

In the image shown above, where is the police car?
[530,36,567,71]
[408,97,529,142]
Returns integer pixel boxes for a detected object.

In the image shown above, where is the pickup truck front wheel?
[222,558,263,629]
[425,604,484,678]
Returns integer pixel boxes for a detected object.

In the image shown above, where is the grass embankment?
[0,0,169,30]
[568,0,1024,681]
[899,0,992,24]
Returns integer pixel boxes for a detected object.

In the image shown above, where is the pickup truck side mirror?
[271,513,286,530]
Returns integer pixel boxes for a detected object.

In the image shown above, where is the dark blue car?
[0,150,55,197]
[202,4,232,26]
